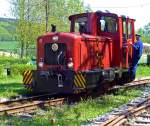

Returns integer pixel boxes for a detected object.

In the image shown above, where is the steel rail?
[100,97,150,126]
[0,93,59,108]
[111,78,150,91]
[0,98,65,115]
[102,104,150,126]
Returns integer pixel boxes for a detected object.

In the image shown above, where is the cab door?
[122,17,133,68]
[127,19,135,66]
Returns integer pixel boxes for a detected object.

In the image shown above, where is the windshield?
[99,16,118,33]
[74,17,87,33]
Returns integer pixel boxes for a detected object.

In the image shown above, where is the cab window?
[128,22,132,38]
[99,16,118,33]
[74,17,87,33]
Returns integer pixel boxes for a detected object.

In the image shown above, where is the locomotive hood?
[38,32,82,41]
[38,32,111,42]
[37,32,84,70]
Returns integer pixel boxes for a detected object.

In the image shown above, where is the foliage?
[0,65,4,76]
[0,56,29,65]
[10,64,35,76]
[47,0,85,32]
[10,0,87,58]
[136,23,150,43]
[0,56,35,77]
[0,41,18,52]
[0,21,16,41]
[0,56,35,97]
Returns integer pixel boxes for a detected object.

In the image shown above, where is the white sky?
[0,0,150,29]
[83,0,150,29]
[0,0,11,18]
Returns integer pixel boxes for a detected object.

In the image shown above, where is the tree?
[11,0,45,58]
[10,0,89,58]
[136,24,150,43]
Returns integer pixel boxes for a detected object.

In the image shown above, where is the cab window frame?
[127,21,132,39]
[97,13,119,35]
[74,16,88,33]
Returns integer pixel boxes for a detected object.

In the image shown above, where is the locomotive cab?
[23,11,136,94]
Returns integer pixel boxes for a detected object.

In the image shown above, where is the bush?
[0,34,14,41]
[0,56,36,77]
[0,57,29,65]
[0,65,4,76]
[10,64,36,76]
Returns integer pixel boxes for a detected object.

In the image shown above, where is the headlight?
[38,62,44,68]
[67,62,74,68]
[52,43,58,52]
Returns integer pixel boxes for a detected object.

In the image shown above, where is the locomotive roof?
[69,11,135,20]
[69,11,118,20]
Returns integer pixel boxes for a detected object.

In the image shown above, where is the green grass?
[136,65,150,77]
[0,22,11,34]
[0,21,15,41]
[0,26,9,34]
[0,21,18,51]
[0,76,27,98]
[0,41,18,52]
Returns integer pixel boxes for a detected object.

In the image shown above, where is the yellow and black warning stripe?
[23,70,33,91]
[23,70,33,85]
[74,72,86,94]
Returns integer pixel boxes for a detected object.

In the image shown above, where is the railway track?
[0,94,65,115]
[82,93,150,126]
[111,77,150,91]
[121,104,150,126]
[82,78,150,126]
[99,96,150,126]
[0,78,149,116]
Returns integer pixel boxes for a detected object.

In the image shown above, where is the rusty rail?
[0,98,65,115]
[111,78,150,91]
[99,95,150,126]
[101,104,150,126]
[84,78,150,126]
[0,94,66,115]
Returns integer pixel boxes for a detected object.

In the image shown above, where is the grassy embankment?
[0,57,35,97]
[0,20,18,53]
[0,41,18,52]
[0,76,25,98]
[0,21,15,41]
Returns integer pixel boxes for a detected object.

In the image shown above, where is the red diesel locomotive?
[23,11,135,94]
